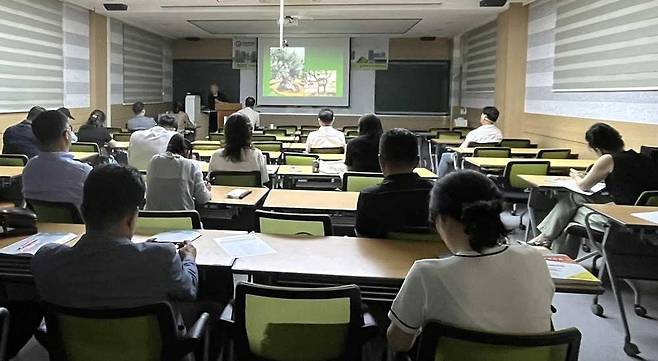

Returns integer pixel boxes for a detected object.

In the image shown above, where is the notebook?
[545,254,600,285]
[147,230,202,244]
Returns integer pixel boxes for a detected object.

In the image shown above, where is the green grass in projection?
[264,46,344,97]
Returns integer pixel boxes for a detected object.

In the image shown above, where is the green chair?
[42,302,209,361]
[636,190,658,207]
[499,139,532,148]
[224,282,376,361]
[209,133,223,141]
[277,125,298,136]
[300,129,316,136]
[264,129,287,137]
[386,227,441,242]
[113,133,132,142]
[501,161,551,236]
[342,125,358,133]
[253,135,277,142]
[436,131,462,140]
[341,172,384,192]
[0,154,28,166]
[345,130,359,137]
[135,210,201,235]
[209,171,261,187]
[473,147,511,158]
[414,321,581,361]
[26,199,83,224]
[310,147,344,154]
[105,127,123,135]
[255,210,332,236]
[253,141,283,152]
[70,142,100,154]
[537,149,572,159]
[282,153,319,166]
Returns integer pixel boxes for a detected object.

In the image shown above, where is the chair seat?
[564,222,604,243]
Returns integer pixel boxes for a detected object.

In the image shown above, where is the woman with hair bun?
[387,170,554,353]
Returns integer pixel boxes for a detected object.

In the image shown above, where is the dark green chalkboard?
[375,61,450,115]
[173,60,241,106]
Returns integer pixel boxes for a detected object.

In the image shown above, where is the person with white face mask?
[22,110,92,209]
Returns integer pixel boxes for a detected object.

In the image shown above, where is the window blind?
[462,20,497,93]
[123,24,164,103]
[0,0,63,112]
[554,0,658,92]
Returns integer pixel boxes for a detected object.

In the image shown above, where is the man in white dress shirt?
[128,114,178,171]
[237,96,260,130]
[437,106,503,177]
[305,108,346,152]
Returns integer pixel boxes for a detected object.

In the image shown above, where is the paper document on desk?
[545,255,599,285]
[319,160,347,175]
[555,179,605,196]
[0,233,77,256]
[630,211,658,225]
[215,233,276,259]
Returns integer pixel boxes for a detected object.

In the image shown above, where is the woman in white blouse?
[146,133,211,211]
[208,113,268,186]
[387,170,554,352]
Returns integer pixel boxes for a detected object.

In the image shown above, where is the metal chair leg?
[591,260,606,317]
[624,280,647,317]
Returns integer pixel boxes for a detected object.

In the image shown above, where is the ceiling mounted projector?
[103,3,128,11]
[480,0,507,6]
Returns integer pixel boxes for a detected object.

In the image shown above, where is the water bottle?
[312,159,320,173]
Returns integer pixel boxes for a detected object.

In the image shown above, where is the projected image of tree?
[268,47,337,97]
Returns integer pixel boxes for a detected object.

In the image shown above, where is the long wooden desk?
[450,147,578,158]
[430,139,464,146]
[208,186,269,206]
[464,157,594,171]
[72,152,98,162]
[113,141,129,149]
[276,165,436,178]
[0,166,23,179]
[196,162,279,176]
[584,204,658,229]
[519,175,572,189]
[263,189,359,212]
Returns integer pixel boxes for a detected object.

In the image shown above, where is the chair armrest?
[185,312,210,341]
[219,302,235,335]
[360,311,379,342]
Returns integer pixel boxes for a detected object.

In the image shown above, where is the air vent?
[420,36,436,41]
[104,3,128,11]
[480,0,507,6]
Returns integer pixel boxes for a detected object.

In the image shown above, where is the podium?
[215,101,242,129]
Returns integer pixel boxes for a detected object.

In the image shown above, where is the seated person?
[531,123,658,257]
[172,102,195,133]
[126,101,157,132]
[77,109,117,149]
[2,106,45,159]
[437,106,503,177]
[305,108,346,152]
[237,96,260,130]
[128,114,177,171]
[345,114,383,173]
[146,134,211,211]
[209,113,268,186]
[22,110,92,209]
[387,170,554,352]
[355,128,434,238]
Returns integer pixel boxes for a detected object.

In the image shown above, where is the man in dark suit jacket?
[355,128,435,238]
[2,106,45,158]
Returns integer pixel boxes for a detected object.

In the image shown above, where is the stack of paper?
[215,233,276,259]
[0,233,77,256]
[545,254,600,285]
[148,230,201,244]
[555,179,605,196]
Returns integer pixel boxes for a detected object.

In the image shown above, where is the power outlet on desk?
[460,107,467,115]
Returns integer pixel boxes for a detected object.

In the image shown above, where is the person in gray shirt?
[126,101,157,131]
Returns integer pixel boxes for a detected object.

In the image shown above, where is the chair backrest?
[499,139,532,148]
[342,172,384,192]
[135,210,201,234]
[300,129,315,136]
[473,147,511,158]
[105,127,123,134]
[342,126,358,133]
[253,142,283,152]
[386,227,441,242]
[26,199,83,224]
[537,149,572,159]
[208,133,223,141]
[310,147,344,154]
[44,302,181,361]
[253,135,277,142]
[70,142,100,154]
[282,152,319,166]
[113,133,132,142]
[255,210,332,236]
[635,190,658,207]
[345,130,359,137]
[416,322,581,361]
[233,282,362,361]
[276,125,298,135]
[0,154,28,166]
[468,142,499,147]
[209,171,261,187]
[436,131,462,140]
[503,161,551,190]
[0,308,8,361]
[264,129,287,137]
